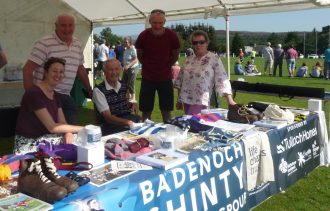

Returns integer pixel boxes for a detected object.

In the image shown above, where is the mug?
[161,136,175,150]
[84,125,102,143]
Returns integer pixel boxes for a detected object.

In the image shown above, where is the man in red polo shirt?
[135,9,180,122]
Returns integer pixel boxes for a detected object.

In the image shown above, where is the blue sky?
[95,8,330,36]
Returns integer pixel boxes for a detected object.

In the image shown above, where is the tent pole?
[225,15,230,79]
[90,21,94,88]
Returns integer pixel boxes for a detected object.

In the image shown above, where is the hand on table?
[64,132,74,144]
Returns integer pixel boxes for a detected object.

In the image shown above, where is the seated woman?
[234,59,245,75]
[310,61,323,78]
[93,59,140,135]
[244,61,259,74]
[15,57,83,155]
[296,62,308,77]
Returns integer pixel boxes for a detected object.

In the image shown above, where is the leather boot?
[17,159,67,203]
[38,156,79,193]
[227,104,259,124]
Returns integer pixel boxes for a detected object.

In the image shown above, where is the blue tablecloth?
[53,113,327,210]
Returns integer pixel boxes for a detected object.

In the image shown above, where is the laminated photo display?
[176,136,207,154]
[202,120,255,132]
[110,160,153,171]
[253,119,288,129]
[136,149,188,170]
[0,193,53,211]
[79,162,136,187]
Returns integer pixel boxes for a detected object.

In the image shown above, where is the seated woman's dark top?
[15,85,61,138]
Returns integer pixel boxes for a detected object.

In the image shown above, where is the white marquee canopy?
[62,0,330,76]
[63,0,330,27]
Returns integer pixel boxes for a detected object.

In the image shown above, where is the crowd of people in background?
[234,42,330,80]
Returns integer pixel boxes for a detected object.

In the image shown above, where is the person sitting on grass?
[14,57,83,155]
[234,59,245,75]
[93,59,140,135]
[296,62,308,77]
[245,60,259,74]
[310,61,323,78]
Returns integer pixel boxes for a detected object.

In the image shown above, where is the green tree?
[171,24,190,52]
[171,23,222,53]
[94,27,122,46]
[93,34,100,45]
[283,31,302,51]
[267,33,281,47]
[305,31,316,55]
[318,25,330,54]
[231,33,244,57]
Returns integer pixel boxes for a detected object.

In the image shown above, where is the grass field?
[0,56,329,210]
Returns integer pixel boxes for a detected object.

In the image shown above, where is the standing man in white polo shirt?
[95,39,109,80]
[23,14,93,124]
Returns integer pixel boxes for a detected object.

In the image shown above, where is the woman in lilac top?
[14,57,83,154]
[174,30,236,115]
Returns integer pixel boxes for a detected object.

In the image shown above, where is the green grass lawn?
[1,57,329,209]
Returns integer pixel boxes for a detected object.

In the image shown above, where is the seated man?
[93,59,140,135]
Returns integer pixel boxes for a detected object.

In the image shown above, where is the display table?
[52,113,329,210]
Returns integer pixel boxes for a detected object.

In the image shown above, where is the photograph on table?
[0,193,53,210]
[136,149,188,170]
[176,136,207,154]
[101,130,149,144]
[110,160,152,171]
[253,119,288,129]
[79,162,136,187]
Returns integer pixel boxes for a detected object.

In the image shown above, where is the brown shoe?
[18,159,67,203]
[39,156,79,193]
[228,104,259,124]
